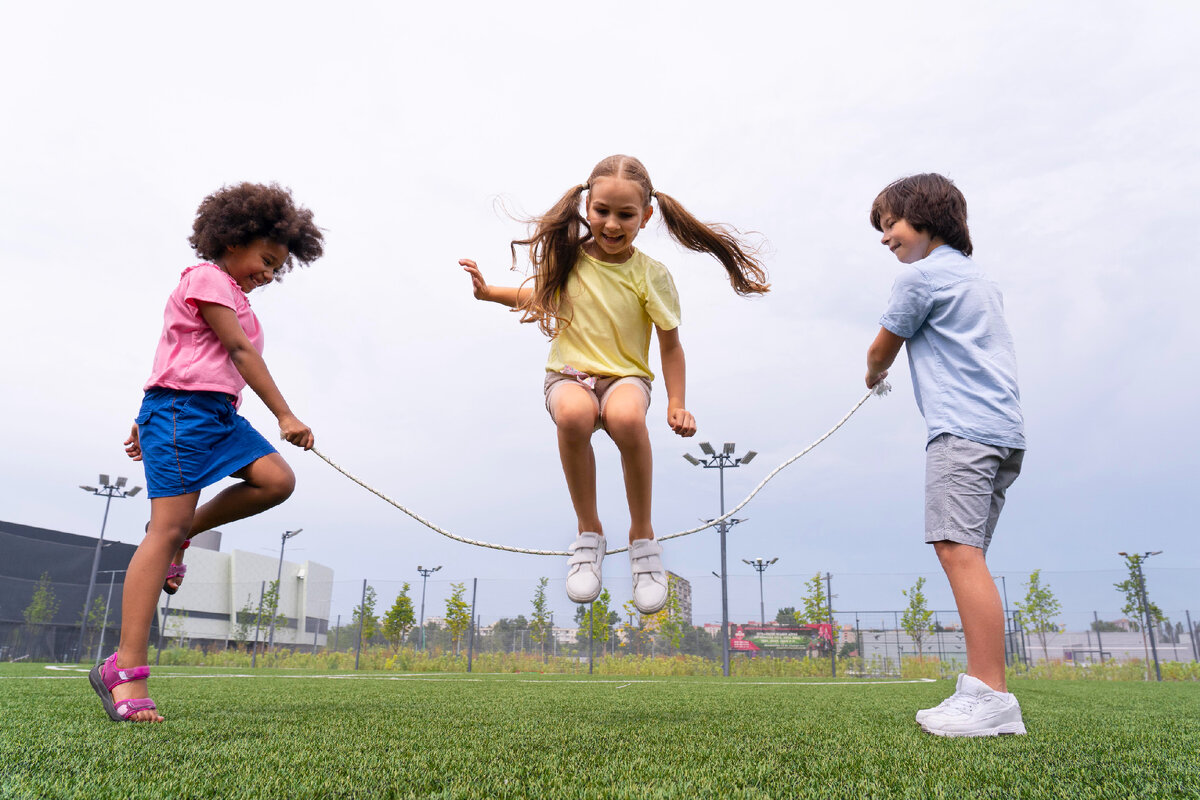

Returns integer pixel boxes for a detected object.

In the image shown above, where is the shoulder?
[631,250,674,282]
[178,263,242,305]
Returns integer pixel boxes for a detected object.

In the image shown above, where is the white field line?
[7,666,935,687]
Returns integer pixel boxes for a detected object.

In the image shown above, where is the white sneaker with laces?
[565,532,605,604]
[629,538,669,614]
[919,674,1027,737]
[915,673,967,725]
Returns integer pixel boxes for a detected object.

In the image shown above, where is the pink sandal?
[89,653,159,721]
[163,539,190,595]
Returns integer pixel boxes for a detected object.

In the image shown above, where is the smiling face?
[877,210,945,264]
[218,239,289,293]
[583,177,653,263]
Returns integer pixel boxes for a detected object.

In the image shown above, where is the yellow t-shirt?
[545,249,681,380]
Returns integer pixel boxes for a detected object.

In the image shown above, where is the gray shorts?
[925,433,1023,553]
[544,371,652,431]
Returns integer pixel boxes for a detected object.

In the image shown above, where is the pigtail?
[653,191,770,296]
[511,183,590,338]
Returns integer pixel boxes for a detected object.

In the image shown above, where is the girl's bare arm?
[460,259,532,308]
[198,301,313,450]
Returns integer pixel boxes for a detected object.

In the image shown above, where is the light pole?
[77,475,142,661]
[742,557,778,626]
[1119,550,1163,681]
[267,529,302,650]
[684,441,756,677]
[417,565,442,651]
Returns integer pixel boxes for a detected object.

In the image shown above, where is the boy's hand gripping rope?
[310,382,890,556]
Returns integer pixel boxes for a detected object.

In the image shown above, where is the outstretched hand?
[460,259,489,300]
[668,406,696,438]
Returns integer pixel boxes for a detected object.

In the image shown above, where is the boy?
[864,173,1026,737]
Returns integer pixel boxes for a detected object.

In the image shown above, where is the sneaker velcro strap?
[631,554,664,574]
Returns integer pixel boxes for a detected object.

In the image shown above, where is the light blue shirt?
[880,245,1025,449]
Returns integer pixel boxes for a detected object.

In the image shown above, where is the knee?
[265,468,296,504]
[556,407,596,441]
[604,409,647,446]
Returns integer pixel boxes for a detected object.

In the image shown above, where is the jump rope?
[311,382,891,556]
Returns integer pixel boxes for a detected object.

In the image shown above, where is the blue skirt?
[137,388,277,498]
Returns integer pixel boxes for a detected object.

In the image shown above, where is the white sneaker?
[919,674,1027,737]
[565,532,605,603]
[629,538,669,614]
[915,673,967,725]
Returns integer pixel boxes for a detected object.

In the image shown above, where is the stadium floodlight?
[682,453,701,466]
[742,557,779,625]
[268,529,304,650]
[740,451,757,465]
[684,441,756,678]
[417,565,443,651]
[77,476,144,660]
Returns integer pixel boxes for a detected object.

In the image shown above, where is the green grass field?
[1,664,1197,799]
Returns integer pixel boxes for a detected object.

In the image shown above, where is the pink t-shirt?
[143,263,264,407]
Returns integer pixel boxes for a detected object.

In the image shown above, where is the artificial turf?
[1,664,1197,799]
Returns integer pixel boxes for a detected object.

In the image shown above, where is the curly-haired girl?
[461,155,768,614]
[90,182,323,722]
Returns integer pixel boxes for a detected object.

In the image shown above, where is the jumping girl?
[91,182,323,722]
[461,154,768,614]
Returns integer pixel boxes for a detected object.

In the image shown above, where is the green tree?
[1115,553,1167,676]
[22,572,59,660]
[901,577,934,658]
[643,576,686,652]
[774,607,797,626]
[23,572,59,625]
[262,580,289,638]
[80,594,107,656]
[576,589,615,650]
[528,577,552,661]
[351,585,380,645]
[1014,569,1062,663]
[382,583,416,650]
[233,593,256,649]
[444,582,472,654]
[793,573,830,626]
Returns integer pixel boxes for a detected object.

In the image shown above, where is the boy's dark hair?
[870,173,972,256]
[189,182,324,277]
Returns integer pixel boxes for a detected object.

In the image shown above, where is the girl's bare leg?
[164,454,296,590]
[601,385,653,542]
[552,384,603,535]
[112,492,198,722]
[934,540,1007,692]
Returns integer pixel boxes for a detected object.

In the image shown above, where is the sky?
[2,1,1197,634]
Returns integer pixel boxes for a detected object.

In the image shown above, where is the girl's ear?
[640,205,653,229]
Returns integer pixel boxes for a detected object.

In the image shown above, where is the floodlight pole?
[684,443,756,677]
[417,565,442,651]
[742,557,778,626]
[77,476,142,661]
[1120,551,1163,681]
[267,528,302,651]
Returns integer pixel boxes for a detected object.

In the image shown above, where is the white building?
[158,531,333,650]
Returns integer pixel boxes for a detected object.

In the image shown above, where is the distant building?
[667,571,692,625]
[0,518,333,658]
